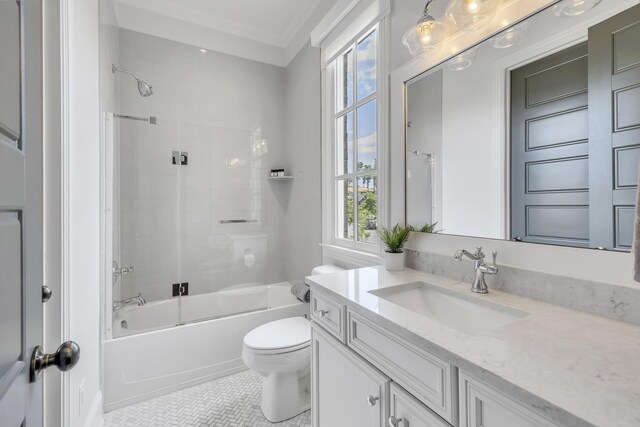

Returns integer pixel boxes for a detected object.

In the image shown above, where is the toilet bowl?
[242,265,344,422]
[242,317,311,422]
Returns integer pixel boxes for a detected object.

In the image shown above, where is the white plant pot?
[384,251,405,271]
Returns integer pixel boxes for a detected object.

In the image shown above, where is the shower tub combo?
[103,283,307,410]
[101,109,308,411]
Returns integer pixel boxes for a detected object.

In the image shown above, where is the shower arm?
[112,64,141,81]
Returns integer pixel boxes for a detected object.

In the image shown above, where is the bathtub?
[103,282,308,411]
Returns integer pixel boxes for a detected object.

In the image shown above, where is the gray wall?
[284,42,323,284]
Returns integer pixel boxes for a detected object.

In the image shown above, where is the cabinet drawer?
[459,372,559,427]
[311,291,346,342]
[347,310,457,425]
[390,382,451,427]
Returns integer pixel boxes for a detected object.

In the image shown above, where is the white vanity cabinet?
[459,373,560,427]
[310,290,564,427]
[311,323,390,427]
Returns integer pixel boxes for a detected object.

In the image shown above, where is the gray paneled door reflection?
[511,42,590,247]
[589,4,640,251]
[0,0,44,425]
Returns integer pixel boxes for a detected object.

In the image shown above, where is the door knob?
[30,341,80,382]
[389,416,403,427]
[42,285,52,303]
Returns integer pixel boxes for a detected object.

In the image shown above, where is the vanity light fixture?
[553,0,602,18]
[403,0,450,57]
[489,18,534,49]
[446,0,499,32]
[446,47,479,71]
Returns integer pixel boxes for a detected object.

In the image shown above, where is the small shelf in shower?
[268,176,294,181]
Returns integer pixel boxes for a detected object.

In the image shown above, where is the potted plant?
[377,223,411,271]
[411,222,441,234]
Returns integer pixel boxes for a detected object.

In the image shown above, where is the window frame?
[322,19,388,259]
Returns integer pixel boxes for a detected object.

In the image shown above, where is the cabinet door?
[460,373,559,427]
[389,383,451,427]
[312,323,389,427]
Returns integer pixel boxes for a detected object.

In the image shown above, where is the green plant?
[418,222,439,233]
[377,223,411,253]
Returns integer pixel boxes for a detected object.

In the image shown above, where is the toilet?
[242,265,344,422]
[242,317,312,422]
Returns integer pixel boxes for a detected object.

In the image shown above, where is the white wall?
[68,0,103,424]
[284,42,323,284]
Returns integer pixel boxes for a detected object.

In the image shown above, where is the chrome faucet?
[113,293,146,313]
[453,247,498,294]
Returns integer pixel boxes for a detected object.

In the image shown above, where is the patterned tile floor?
[104,370,311,427]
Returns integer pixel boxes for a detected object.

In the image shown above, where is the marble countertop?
[305,266,640,427]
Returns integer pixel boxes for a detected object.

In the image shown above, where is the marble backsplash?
[405,249,640,327]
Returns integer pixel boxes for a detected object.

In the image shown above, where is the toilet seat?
[243,317,310,354]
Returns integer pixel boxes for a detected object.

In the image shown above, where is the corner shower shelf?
[268,176,294,181]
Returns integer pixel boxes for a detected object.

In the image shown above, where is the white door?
[0,1,79,425]
[311,324,389,427]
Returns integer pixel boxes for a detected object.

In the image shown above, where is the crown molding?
[115,0,324,49]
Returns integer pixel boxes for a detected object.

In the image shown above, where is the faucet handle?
[474,246,485,259]
[492,251,497,266]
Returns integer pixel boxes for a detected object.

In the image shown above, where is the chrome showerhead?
[112,64,154,97]
[136,79,153,97]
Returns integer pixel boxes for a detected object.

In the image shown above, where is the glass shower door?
[113,116,181,336]
[177,122,270,324]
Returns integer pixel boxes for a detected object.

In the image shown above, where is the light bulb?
[403,12,449,57]
[464,0,480,14]
[447,0,499,32]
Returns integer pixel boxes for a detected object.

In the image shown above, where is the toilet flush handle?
[315,309,329,318]
[367,395,379,406]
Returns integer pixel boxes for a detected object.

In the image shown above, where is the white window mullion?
[322,20,386,259]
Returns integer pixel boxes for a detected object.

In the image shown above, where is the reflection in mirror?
[405,0,640,252]
[0,0,21,148]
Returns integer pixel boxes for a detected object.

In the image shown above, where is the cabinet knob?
[367,395,379,406]
[316,309,329,317]
[388,416,403,427]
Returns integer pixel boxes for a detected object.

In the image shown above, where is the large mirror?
[406,0,640,251]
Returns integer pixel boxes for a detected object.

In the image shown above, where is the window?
[332,29,380,248]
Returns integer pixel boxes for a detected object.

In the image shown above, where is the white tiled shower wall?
[113,29,288,301]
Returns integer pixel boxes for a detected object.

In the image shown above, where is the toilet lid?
[243,317,310,351]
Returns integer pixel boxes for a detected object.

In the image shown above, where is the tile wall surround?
[283,42,323,285]
[113,29,289,302]
[405,248,640,326]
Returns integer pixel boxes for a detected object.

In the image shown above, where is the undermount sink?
[369,282,529,335]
